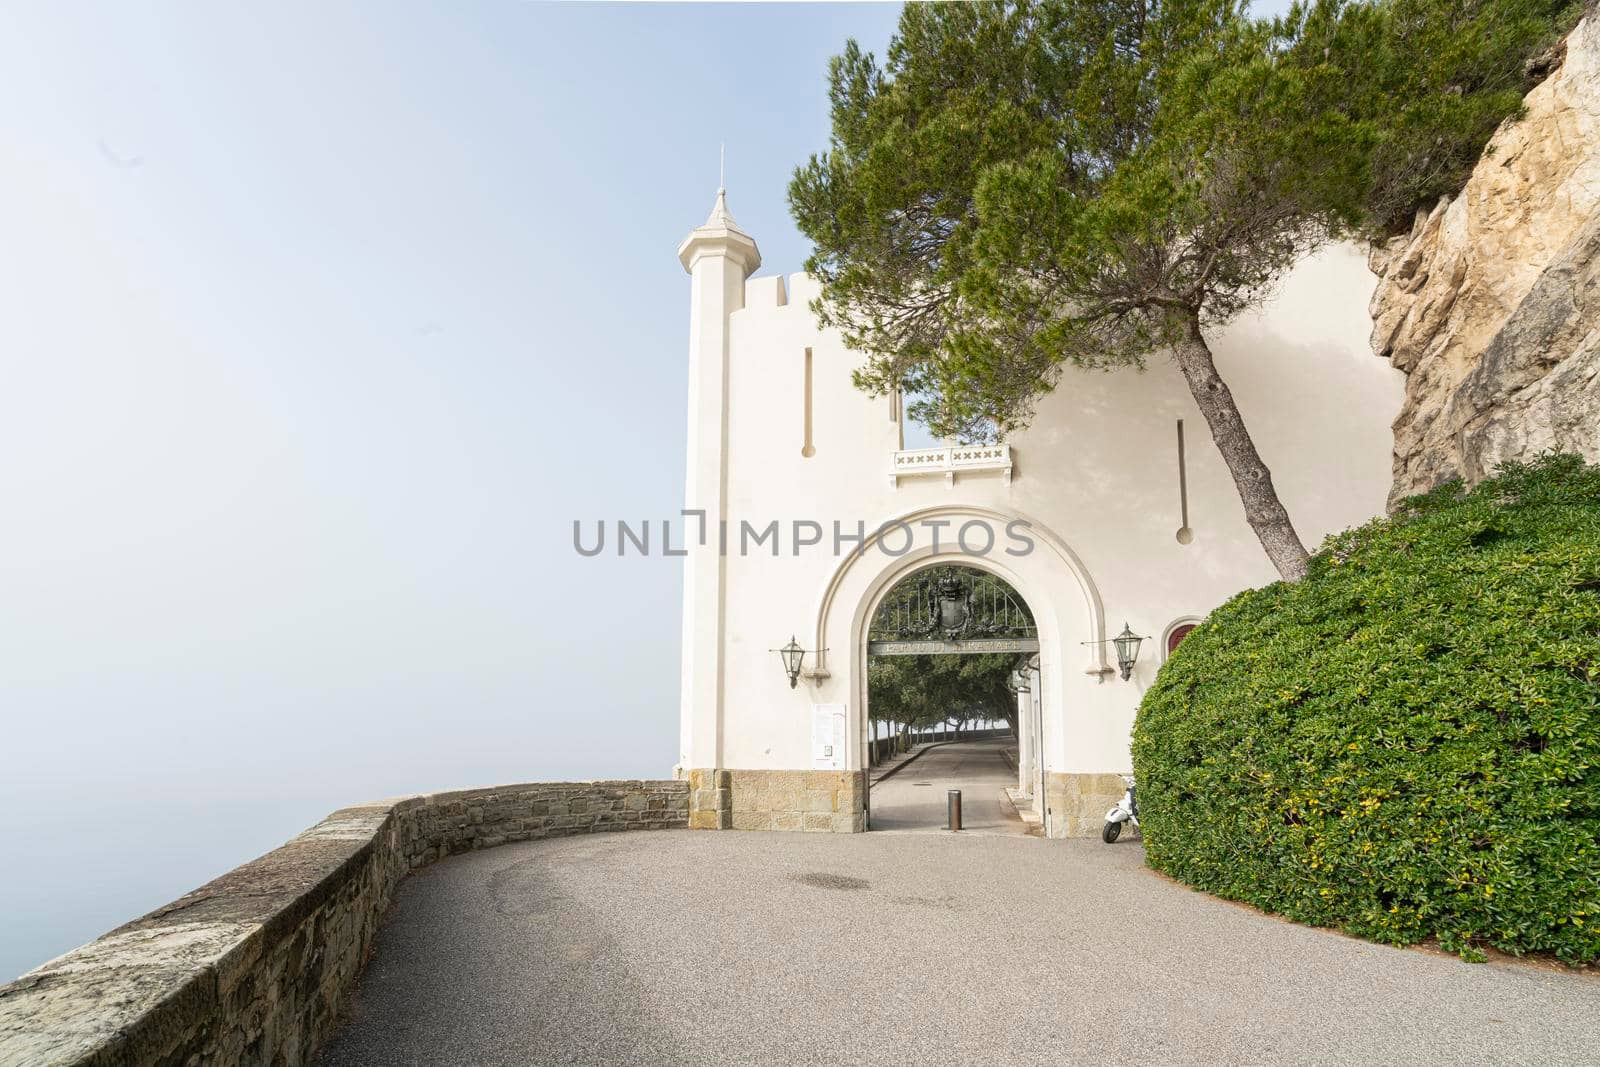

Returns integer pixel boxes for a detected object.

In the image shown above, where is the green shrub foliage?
[1133,455,1600,961]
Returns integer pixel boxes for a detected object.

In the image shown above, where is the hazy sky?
[0,1,1296,979]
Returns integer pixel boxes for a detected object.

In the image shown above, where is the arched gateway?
[817,508,1121,836]
[675,187,1403,837]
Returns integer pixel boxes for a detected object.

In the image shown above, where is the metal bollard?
[947,789,963,831]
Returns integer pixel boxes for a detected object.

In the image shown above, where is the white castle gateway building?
[675,188,1403,837]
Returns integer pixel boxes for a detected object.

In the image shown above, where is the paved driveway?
[869,737,1026,834]
[317,829,1599,1066]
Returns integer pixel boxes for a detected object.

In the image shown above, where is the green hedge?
[1132,454,1600,962]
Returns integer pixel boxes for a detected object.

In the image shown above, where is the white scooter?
[1102,775,1137,843]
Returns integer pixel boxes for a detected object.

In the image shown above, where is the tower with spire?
[677,187,760,826]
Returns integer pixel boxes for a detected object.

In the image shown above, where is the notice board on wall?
[811,704,846,771]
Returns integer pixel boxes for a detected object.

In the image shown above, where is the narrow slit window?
[1175,419,1193,545]
[801,347,816,457]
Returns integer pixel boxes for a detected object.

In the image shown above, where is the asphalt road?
[317,824,1600,1065]
[869,737,1026,834]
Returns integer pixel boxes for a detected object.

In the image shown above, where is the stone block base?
[1043,772,1128,838]
[686,768,731,829]
[686,768,866,832]
[689,768,1121,837]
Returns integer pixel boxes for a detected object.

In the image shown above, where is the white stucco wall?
[679,203,1402,791]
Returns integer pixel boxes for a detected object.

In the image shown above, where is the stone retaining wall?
[0,779,687,1066]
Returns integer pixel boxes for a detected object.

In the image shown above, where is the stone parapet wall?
[0,779,687,1067]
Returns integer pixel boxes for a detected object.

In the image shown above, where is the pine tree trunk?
[1170,311,1311,582]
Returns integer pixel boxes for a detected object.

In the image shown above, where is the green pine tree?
[790,0,1577,581]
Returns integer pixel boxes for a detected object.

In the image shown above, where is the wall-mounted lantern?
[1112,622,1146,681]
[771,635,824,689]
[1082,622,1149,681]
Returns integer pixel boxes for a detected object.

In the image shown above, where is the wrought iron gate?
[866,565,1038,656]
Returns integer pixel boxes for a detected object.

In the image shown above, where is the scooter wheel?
[1102,820,1122,843]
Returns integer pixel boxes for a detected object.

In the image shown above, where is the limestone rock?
[1370,14,1600,506]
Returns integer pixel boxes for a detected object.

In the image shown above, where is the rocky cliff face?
[1370,15,1600,507]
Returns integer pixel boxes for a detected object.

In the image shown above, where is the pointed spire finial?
[679,147,761,275]
[704,186,737,229]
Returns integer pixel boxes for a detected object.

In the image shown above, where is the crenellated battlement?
[743,274,787,308]
[737,271,825,314]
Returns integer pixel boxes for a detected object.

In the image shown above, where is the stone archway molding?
[805,503,1112,678]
